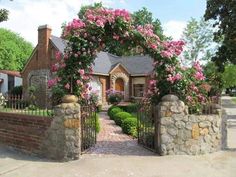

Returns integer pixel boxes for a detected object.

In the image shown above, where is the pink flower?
[96,20,105,28]
[150,43,157,50]
[55,51,62,61]
[47,79,57,88]
[51,64,59,72]
[193,61,203,72]
[186,96,193,102]
[194,72,205,81]
[76,80,82,85]
[113,35,119,40]
[79,69,85,75]
[174,73,182,81]
[161,51,173,58]
[64,83,70,90]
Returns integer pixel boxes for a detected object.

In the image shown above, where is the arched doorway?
[115,78,124,92]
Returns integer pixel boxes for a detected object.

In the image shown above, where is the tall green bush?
[113,112,132,126]
[121,117,137,138]
[109,107,123,120]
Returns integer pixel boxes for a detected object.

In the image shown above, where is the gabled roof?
[50,36,154,76]
[0,70,21,77]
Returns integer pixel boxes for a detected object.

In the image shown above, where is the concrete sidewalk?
[0,145,236,177]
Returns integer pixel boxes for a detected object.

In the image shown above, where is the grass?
[0,107,53,117]
[232,97,236,104]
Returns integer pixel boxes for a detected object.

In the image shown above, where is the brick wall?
[0,112,52,154]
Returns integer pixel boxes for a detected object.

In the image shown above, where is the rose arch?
[48,6,208,108]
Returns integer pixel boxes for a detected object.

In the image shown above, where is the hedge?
[121,117,137,138]
[117,103,139,114]
[109,107,123,120]
[113,112,132,126]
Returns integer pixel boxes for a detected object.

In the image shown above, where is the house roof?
[0,70,21,77]
[50,36,154,75]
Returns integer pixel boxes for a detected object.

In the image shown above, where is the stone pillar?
[157,94,222,156]
[41,103,81,161]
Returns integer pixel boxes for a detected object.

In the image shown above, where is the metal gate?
[137,104,158,152]
[81,103,97,152]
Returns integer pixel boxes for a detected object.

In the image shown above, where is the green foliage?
[0,28,33,71]
[181,17,217,64]
[205,0,236,68]
[222,64,236,88]
[204,62,223,96]
[108,105,116,117]
[10,85,22,95]
[117,104,139,114]
[51,85,66,106]
[109,107,123,120]
[0,9,9,22]
[121,117,137,137]
[113,112,132,126]
[107,92,123,105]
[132,7,164,40]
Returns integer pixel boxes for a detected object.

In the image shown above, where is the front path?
[85,112,154,156]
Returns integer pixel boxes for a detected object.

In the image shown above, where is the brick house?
[21,25,154,107]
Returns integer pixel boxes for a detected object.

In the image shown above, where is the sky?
[0,0,206,46]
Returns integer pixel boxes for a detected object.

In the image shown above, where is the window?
[8,75,14,92]
[133,84,144,97]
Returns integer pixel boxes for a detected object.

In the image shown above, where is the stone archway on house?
[111,72,129,101]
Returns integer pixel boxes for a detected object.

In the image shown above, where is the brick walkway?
[86,112,155,156]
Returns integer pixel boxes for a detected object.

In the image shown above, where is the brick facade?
[21,25,57,108]
[0,112,52,154]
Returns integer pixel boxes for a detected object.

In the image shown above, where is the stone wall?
[41,102,81,161]
[0,112,52,154]
[158,95,222,155]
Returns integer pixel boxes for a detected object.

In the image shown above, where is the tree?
[0,28,33,71]
[181,17,218,65]
[0,9,9,22]
[0,0,13,23]
[205,0,236,69]
[203,62,223,96]
[222,64,236,89]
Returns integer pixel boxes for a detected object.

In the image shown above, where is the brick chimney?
[37,25,52,68]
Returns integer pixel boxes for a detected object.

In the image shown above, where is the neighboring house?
[21,25,154,107]
[0,70,22,94]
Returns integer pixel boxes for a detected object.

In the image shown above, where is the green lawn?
[232,97,236,104]
[0,108,53,117]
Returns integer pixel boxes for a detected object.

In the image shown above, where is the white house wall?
[14,77,22,87]
[89,76,102,103]
[0,73,8,94]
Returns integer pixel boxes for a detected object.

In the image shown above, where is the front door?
[115,78,124,92]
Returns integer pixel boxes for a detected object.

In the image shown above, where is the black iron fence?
[137,104,156,152]
[0,94,53,117]
[81,103,97,152]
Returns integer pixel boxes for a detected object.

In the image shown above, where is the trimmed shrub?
[121,117,137,137]
[109,107,123,120]
[113,112,132,126]
[108,105,116,117]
